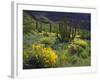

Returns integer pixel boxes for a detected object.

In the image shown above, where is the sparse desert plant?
[23,48,32,65]
[70,55,79,65]
[50,32,56,37]
[43,32,49,37]
[68,43,84,55]
[40,37,55,46]
[73,38,88,48]
[80,30,90,40]
[60,52,68,64]
[80,51,88,59]
[68,43,79,55]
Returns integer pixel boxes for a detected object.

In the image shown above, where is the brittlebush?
[24,44,58,68]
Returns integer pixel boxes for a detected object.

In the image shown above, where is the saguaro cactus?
[50,24,52,32]
[36,21,38,30]
[57,19,72,42]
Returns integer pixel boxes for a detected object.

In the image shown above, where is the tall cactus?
[57,18,77,42]
[36,21,38,30]
[57,19,69,42]
[50,24,52,32]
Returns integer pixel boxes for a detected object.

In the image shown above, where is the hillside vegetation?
[23,11,91,69]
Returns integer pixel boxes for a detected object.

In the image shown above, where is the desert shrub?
[60,52,68,64]
[73,38,88,48]
[80,30,90,40]
[60,53,67,61]
[40,37,55,46]
[24,44,58,68]
[79,46,90,59]
[68,43,83,55]
[68,43,77,54]
[23,48,32,64]
[70,55,79,65]
[43,32,49,37]
[50,32,56,37]
[75,33,81,38]
[80,51,88,59]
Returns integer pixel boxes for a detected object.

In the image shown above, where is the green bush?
[43,32,49,37]
[80,30,90,39]
[79,46,90,59]
[40,37,54,46]
[70,55,79,65]
[60,52,68,64]
[23,48,31,64]
[73,38,88,48]
[68,43,83,55]
[68,43,78,54]
[80,51,88,59]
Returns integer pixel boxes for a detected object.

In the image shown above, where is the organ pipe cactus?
[57,19,76,42]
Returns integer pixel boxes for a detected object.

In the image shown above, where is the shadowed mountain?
[26,11,54,24]
[24,10,91,30]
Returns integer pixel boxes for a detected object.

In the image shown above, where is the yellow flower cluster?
[32,44,58,67]
[42,47,58,65]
